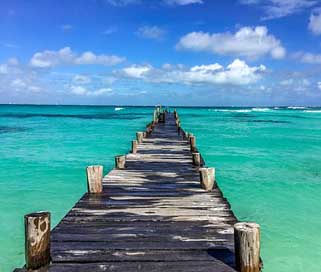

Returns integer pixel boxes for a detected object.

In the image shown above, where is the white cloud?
[121,59,266,85]
[123,65,152,78]
[177,26,286,59]
[136,26,166,40]
[240,0,318,20]
[309,9,321,35]
[0,59,43,93]
[89,88,113,96]
[190,63,223,72]
[70,85,113,96]
[164,0,203,5]
[30,47,125,68]
[296,52,321,64]
[318,81,321,90]
[0,64,8,74]
[70,85,87,95]
[72,75,91,84]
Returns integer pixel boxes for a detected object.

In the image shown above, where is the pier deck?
[36,112,239,271]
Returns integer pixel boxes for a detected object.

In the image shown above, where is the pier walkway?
[49,112,238,271]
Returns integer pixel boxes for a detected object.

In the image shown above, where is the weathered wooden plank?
[49,261,236,272]
[51,249,235,263]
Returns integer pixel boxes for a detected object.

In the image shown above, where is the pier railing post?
[86,165,103,193]
[136,132,144,143]
[192,152,201,166]
[153,109,158,123]
[24,211,51,270]
[234,222,261,272]
[132,140,138,154]
[199,167,215,191]
[115,155,126,169]
[189,135,196,152]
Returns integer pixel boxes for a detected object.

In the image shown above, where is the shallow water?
[0,105,321,271]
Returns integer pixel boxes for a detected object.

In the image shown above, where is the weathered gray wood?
[131,140,138,154]
[192,152,201,166]
[136,132,144,143]
[86,166,103,193]
[199,167,216,191]
[234,222,261,272]
[190,135,196,152]
[49,261,237,272]
[24,212,51,270]
[115,155,126,169]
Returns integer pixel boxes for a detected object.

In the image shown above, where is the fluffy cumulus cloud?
[70,85,113,96]
[30,47,125,68]
[177,26,286,59]
[309,9,321,35]
[122,65,152,78]
[136,26,166,40]
[121,59,266,85]
[0,59,43,93]
[240,0,318,20]
[318,81,321,90]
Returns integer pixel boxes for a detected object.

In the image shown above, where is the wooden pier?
[16,108,261,272]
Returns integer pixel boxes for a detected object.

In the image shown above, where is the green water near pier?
[0,105,321,271]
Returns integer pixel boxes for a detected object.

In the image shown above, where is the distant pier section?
[15,107,262,272]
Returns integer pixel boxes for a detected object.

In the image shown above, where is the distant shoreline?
[1,104,321,108]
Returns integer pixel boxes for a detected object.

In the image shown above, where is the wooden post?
[234,222,261,272]
[136,132,144,143]
[192,152,201,166]
[189,135,196,152]
[24,212,51,270]
[199,167,215,191]
[115,155,126,169]
[86,165,103,193]
[132,140,138,154]
[153,109,158,123]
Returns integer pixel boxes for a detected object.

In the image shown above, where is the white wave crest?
[304,110,321,113]
[288,106,306,109]
[114,107,124,111]
[252,108,270,112]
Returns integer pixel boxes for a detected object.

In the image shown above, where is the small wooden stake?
[25,211,51,270]
[86,165,103,193]
[234,222,261,272]
[192,152,201,166]
[136,132,144,143]
[189,135,196,152]
[115,155,126,169]
[132,140,138,154]
[199,167,215,191]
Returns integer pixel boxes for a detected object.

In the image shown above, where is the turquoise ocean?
[1,105,321,272]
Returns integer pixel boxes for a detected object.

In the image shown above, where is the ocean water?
[0,105,321,271]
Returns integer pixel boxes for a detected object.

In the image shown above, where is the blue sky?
[1,0,321,106]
